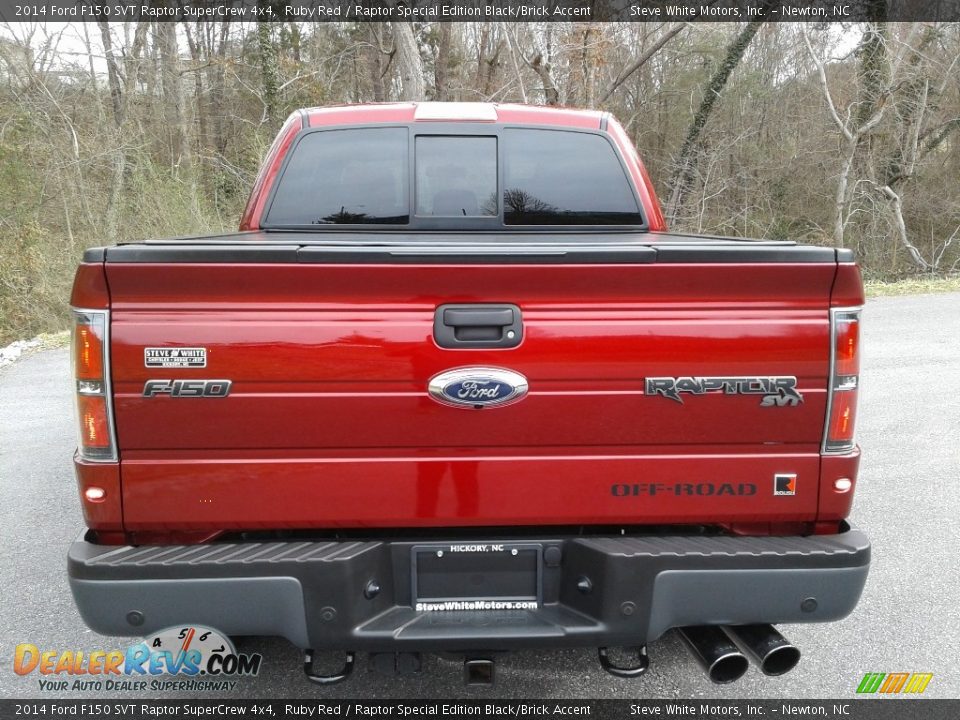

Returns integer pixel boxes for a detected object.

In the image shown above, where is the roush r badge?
[145,347,207,369]
[428,367,528,409]
[774,473,798,496]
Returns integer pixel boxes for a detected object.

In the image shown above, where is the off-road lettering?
[611,482,758,497]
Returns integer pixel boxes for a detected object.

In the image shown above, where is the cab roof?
[301,102,606,130]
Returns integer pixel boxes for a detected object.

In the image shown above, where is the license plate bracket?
[411,543,542,607]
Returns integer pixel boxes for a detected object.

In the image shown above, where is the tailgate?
[106,242,837,531]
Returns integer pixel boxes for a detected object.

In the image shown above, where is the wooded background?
[1,19,959,343]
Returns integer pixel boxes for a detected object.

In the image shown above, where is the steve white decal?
[144,347,207,369]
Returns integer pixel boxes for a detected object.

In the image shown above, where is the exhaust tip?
[760,644,801,676]
[708,652,750,684]
[677,626,749,685]
[723,624,801,677]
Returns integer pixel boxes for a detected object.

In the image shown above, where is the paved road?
[2,293,958,700]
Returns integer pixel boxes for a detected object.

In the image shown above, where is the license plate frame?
[411,542,543,607]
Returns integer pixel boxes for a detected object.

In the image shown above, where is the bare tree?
[803,23,927,265]
[257,18,280,123]
[600,23,688,104]
[96,19,124,128]
[392,21,425,100]
[156,20,187,170]
[576,23,600,107]
[433,23,455,100]
[667,14,772,222]
[520,26,560,105]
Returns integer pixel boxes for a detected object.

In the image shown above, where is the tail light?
[72,309,117,461]
[823,308,861,453]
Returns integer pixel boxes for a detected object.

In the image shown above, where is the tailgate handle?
[434,304,523,349]
[443,308,513,327]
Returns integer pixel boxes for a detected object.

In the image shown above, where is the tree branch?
[600,23,688,104]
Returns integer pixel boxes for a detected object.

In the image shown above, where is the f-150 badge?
[645,376,803,406]
[428,367,528,409]
[143,379,231,398]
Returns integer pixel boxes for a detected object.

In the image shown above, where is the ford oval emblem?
[428,367,529,409]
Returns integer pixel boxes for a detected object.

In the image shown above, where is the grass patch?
[865,276,960,297]
[35,330,70,349]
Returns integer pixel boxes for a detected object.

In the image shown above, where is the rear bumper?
[68,525,870,651]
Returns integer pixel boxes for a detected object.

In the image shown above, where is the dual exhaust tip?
[307,624,797,687]
[677,624,800,684]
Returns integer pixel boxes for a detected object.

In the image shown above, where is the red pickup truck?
[68,102,868,686]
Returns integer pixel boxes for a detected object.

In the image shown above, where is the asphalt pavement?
[1,293,958,699]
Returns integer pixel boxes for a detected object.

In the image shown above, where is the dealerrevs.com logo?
[14,625,262,692]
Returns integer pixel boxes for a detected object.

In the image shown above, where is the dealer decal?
[144,347,207,369]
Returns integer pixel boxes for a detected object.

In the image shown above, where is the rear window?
[266,127,408,225]
[415,136,497,217]
[266,127,643,227]
[502,129,642,225]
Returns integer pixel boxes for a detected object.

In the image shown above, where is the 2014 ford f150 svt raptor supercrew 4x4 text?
[67,102,868,686]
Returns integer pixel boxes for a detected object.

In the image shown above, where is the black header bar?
[1,700,959,719]
[1,0,959,23]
